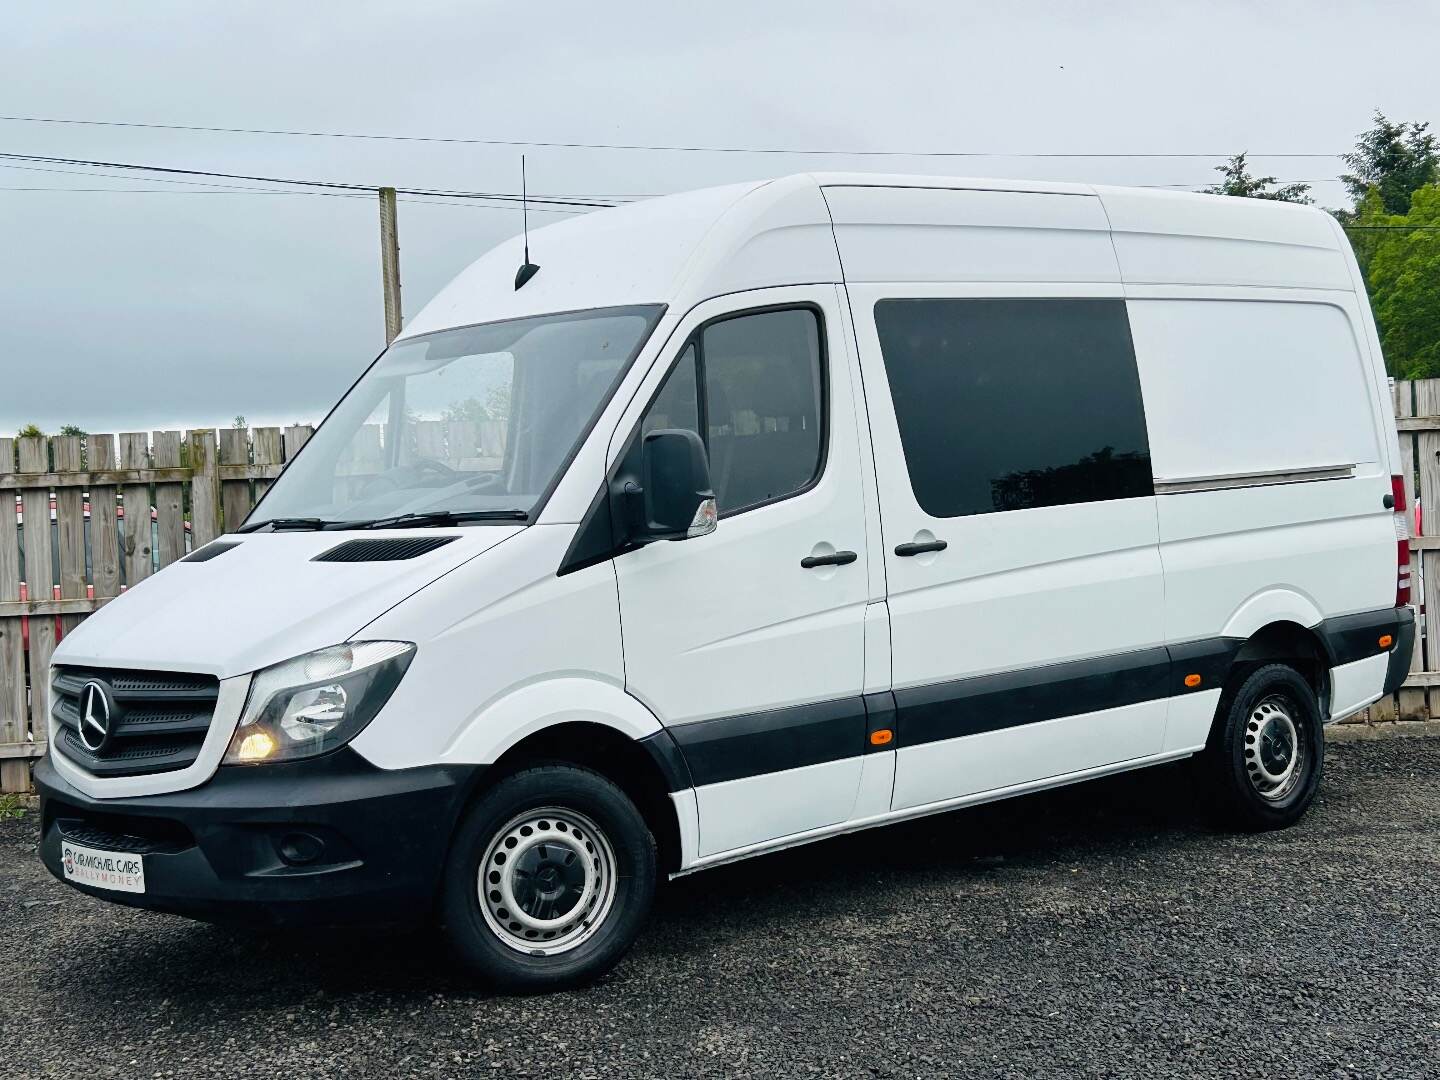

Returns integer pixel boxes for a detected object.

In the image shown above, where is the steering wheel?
[361,457,460,495]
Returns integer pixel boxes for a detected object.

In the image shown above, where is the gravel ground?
[2,730,1439,1080]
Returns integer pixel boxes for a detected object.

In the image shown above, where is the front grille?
[54,816,193,855]
[51,666,220,778]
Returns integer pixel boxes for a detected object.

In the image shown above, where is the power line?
[0,151,622,208]
[0,113,1346,159]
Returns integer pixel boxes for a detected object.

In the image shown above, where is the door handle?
[894,539,948,557]
[801,550,858,569]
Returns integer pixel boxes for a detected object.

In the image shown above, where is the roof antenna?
[514,154,541,290]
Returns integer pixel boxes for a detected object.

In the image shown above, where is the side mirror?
[629,429,717,543]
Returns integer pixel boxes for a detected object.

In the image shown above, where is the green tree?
[1202,153,1312,202]
[1366,185,1440,378]
[16,424,42,438]
[1340,112,1439,217]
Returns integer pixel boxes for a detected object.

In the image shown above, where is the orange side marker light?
[1183,674,1202,688]
[870,729,894,746]
[1379,634,1394,649]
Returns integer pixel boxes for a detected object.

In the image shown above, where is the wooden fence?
[0,425,312,792]
[1,383,1437,793]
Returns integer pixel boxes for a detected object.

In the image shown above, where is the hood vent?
[182,540,243,563]
[313,536,459,563]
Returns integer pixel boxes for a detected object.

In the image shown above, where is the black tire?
[439,764,656,992]
[1201,663,1324,831]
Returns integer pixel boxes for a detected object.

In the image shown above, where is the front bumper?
[35,749,480,927]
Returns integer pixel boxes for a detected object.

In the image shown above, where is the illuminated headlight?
[223,642,415,765]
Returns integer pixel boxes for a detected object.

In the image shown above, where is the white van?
[36,174,1413,990]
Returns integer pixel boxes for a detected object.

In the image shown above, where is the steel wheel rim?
[1244,694,1305,801]
[477,806,618,956]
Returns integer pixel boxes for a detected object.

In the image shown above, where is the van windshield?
[250,305,663,528]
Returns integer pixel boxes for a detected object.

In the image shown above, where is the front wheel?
[439,764,656,992]
[1201,663,1324,831]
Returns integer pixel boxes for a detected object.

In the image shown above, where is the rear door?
[611,288,874,857]
[849,286,1169,811]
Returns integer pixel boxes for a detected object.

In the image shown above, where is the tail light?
[1393,475,1411,606]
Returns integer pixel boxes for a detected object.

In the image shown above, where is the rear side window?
[640,308,824,516]
[873,298,1152,518]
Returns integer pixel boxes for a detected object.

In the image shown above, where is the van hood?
[52,528,524,679]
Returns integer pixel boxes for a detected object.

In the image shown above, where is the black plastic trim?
[862,691,898,754]
[182,540,242,563]
[1383,606,1416,695]
[637,728,695,793]
[894,647,1173,748]
[556,481,616,577]
[667,696,867,787]
[1316,607,1402,668]
[1167,636,1245,691]
[313,535,459,563]
[34,748,481,927]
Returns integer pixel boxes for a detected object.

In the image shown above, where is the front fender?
[436,677,665,766]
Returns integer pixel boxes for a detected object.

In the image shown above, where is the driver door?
[611,289,874,858]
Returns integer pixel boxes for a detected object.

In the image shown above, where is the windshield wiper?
[236,517,337,533]
[348,509,530,530]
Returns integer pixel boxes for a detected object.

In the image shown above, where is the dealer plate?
[60,840,146,894]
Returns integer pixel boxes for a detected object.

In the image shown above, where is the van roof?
[401,173,1352,340]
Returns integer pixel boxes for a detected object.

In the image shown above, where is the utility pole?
[378,186,403,344]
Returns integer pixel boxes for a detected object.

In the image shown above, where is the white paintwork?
[676,745,1199,875]
[1097,186,1354,291]
[1162,689,1223,754]
[51,529,521,678]
[56,173,1400,895]
[352,525,637,769]
[1329,654,1388,722]
[824,185,1120,283]
[695,757,862,857]
[892,699,1162,811]
[1129,298,1379,483]
[851,751,896,821]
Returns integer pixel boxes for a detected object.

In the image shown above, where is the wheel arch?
[1210,620,1331,745]
[440,678,690,874]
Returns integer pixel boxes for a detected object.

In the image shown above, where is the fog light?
[277,832,325,866]
[235,730,277,762]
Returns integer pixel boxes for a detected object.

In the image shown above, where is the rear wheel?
[439,764,656,992]
[1202,663,1324,830]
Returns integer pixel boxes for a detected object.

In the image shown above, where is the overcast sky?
[3,0,1436,433]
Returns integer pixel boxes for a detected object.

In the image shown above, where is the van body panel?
[842,276,1169,812]
[892,699,1161,809]
[1126,297,1381,483]
[1329,653,1389,721]
[1097,186,1353,290]
[50,527,522,678]
[350,525,630,770]
[824,185,1121,283]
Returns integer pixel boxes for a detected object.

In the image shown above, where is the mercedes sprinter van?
[36,174,1413,990]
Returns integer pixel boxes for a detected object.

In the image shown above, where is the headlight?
[223,641,415,765]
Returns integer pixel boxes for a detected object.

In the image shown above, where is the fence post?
[0,437,24,793]
[188,429,221,546]
[17,437,54,746]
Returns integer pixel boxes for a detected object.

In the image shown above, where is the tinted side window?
[641,343,700,439]
[703,310,823,514]
[874,298,1151,518]
[636,308,824,516]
